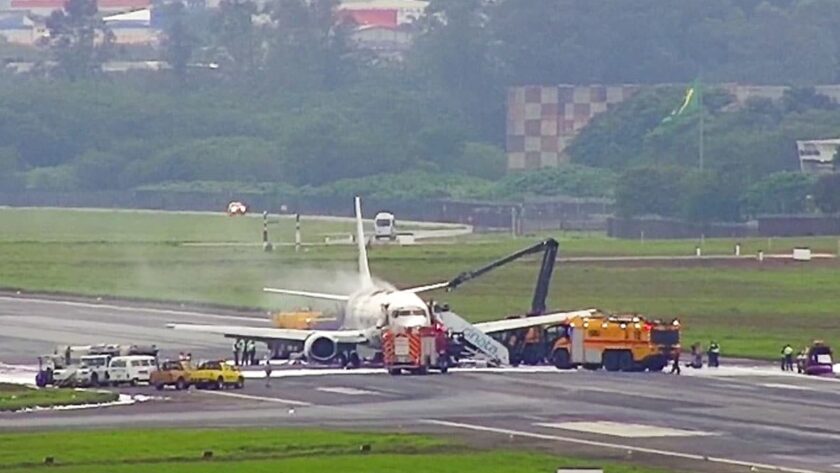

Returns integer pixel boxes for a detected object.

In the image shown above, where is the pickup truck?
[191,361,244,390]
[150,360,193,390]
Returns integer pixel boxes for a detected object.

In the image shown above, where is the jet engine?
[304,333,338,362]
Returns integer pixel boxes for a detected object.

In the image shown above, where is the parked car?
[150,360,194,390]
[108,355,157,386]
[191,360,244,390]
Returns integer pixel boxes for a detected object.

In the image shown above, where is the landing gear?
[337,351,361,369]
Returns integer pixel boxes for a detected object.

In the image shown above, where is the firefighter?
[245,339,256,366]
[263,355,273,388]
[689,343,703,368]
[708,341,721,368]
[796,348,807,373]
[233,339,244,366]
[781,344,794,371]
[670,350,681,375]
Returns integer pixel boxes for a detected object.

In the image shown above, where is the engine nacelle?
[304,333,338,363]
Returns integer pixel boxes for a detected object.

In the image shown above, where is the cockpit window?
[393,308,426,317]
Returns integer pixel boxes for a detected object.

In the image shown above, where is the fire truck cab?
[549,313,680,372]
[381,302,450,375]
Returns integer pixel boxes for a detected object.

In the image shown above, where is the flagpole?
[698,80,704,171]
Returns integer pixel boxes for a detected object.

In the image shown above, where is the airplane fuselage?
[343,287,431,331]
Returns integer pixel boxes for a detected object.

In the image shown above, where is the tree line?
[3,0,840,217]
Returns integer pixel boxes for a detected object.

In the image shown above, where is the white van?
[374,212,396,240]
[108,355,157,386]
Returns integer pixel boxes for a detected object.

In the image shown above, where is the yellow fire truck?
[548,312,681,371]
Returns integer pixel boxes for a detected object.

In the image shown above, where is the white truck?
[374,212,397,241]
[52,355,111,387]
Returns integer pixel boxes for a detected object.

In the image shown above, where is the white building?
[796,139,840,174]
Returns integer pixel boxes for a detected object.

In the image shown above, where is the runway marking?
[0,295,267,323]
[578,386,679,402]
[536,421,716,438]
[316,387,380,396]
[760,383,816,391]
[422,420,824,473]
[198,390,313,406]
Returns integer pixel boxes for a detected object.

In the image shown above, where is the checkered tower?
[506,84,641,171]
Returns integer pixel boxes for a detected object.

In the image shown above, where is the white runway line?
[683,365,840,383]
[536,421,716,438]
[198,390,313,407]
[760,383,816,391]
[422,420,824,473]
[316,387,380,396]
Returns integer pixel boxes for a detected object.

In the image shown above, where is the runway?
[2,295,840,473]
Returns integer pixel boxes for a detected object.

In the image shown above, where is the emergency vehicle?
[381,324,450,375]
[227,201,248,216]
[549,313,680,372]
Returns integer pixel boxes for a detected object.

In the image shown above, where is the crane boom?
[446,238,559,316]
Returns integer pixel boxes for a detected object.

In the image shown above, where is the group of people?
[670,341,721,374]
[232,339,258,366]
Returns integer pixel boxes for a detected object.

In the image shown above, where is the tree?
[742,172,815,216]
[263,0,357,90]
[161,1,198,84]
[813,173,840,214]
[73,150,128,190]
[614,166,686,218]
[211,0,259,81]
[456,142,507,180]
[781,87,837,113]
[679,170,742,222]
[410,0,503,141]
[495,165,616,199]
[0,147,22,191]
[45,0,115,80]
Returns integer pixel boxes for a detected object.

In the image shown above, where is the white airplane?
[169,197,593,366]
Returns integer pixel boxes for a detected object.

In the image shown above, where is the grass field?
[0,207,838,359]
[0,383,117,411]
[0,428,668,473]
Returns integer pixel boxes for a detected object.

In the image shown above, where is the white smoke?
[261,267,395,313]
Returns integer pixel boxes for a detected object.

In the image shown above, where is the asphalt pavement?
[2,295,839,473]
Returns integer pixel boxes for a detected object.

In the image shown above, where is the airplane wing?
[166,324,368,344]
[262,287,350,302]
[403,281,450,294]
[473,309,596,334]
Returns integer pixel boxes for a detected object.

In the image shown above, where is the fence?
[0,191,612,233]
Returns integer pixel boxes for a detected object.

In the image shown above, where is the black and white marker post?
[263,211,273,252]
[295,214,301,253]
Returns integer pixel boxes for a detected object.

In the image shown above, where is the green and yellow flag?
[662,80,701,124]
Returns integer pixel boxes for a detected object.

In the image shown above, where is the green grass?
[0,428,669,473]
[0,207,838,359]
[0,383,117,411]
[0,207,365,243]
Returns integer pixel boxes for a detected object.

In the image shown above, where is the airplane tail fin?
[355,196,373,288]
